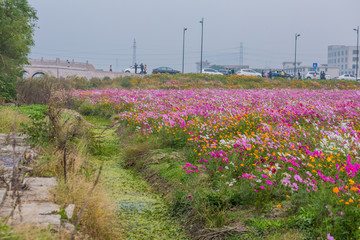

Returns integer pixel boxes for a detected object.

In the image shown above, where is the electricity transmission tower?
[132,38,136,66]
[239,42,243,66]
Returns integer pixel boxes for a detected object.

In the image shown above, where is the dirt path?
[92,127,188,239]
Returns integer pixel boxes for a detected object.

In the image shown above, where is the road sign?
[313,63,318,68]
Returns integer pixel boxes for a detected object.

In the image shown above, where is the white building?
[328,45,359,76]
[282,62,339,79]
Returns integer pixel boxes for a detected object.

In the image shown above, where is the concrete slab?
[8,202,60,226]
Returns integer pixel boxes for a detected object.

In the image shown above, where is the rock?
[24,149,37,164]
[65,204,75,219]
[18,166,34,174]
[61,221,75,233]
[0,189,7,206]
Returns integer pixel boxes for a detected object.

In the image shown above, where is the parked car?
[123,66,145,74]
[337,74,356,80]
[236,69,262,77]
[202,68,223,75]
[305,71,331,80]
[305,71,320,79]
[217,69,231,75]
[274,71,294,79]
[152,67,180,74]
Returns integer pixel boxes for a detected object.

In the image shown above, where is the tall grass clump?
[0,106,29,133]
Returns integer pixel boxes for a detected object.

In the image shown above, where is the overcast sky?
[28,0,360,73]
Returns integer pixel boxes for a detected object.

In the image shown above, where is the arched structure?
[32,72,45,78]
[23,58,130,79]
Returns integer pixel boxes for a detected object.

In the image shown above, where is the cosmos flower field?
[73,88,360,209]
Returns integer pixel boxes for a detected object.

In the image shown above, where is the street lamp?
[294,33,300,78]
[182,27,187,73]
[200,18,204,73]
[354,26,359,81]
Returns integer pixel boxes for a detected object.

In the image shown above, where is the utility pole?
[182,27,187,73]
[239,42,243,66]
[354,26,359,81]
[294,33,300,77]
[200,18,204,73]
[132,38,136,66]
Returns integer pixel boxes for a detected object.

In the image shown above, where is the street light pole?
[200,18,204,73]
[294,33,300,78]
[182,27,187,73]
[354,26,359,81]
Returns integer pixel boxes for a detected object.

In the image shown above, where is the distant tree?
[0,0,37,101]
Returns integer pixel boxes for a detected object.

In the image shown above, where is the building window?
[342,51,344,55]
[353,50,359,54]
[353,64,356,69]
[342,58,344,62]
[353,57,358,61]
[346,50,348,55]
[345,57,348,62]
[345,64,348,69]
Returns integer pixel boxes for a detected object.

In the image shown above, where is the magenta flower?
[327,233,335,240]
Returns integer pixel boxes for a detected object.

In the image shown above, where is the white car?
[337,74,356,80]
[305,71,320,79]
[202,68,223,75]
[123,66,144,74]
[305,71,331,80]
[236,69,262,77]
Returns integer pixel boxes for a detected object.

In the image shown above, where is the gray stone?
[8,202,61,226]
[65,204,75,219]
[0,189,7,206]
[21,177,57,201]
[18,166,34,174]
[0,137,62,230]
[0,145,29,154]
[61,222,75,233]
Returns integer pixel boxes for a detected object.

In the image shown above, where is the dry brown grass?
[12,225,68,240]
[0,106,29,133]
[52,174,122,240]
[26,105,122,239]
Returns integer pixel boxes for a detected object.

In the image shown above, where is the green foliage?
[0,73,17,102]
[88,77,102,88]
[78,102,95,116]
[286,186,360,239]
[245,218,288,238]
[0,221,19,240]
[169,190,192,217]
[75,101,115,118]
[0,0,37,101]
[120,76,133,89]
[20,105,50,146]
